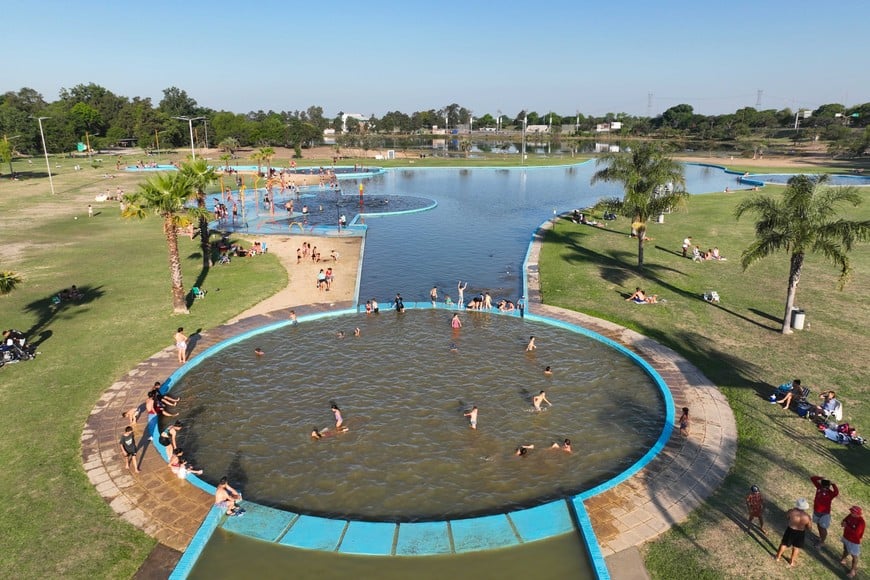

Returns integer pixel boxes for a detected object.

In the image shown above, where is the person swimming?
[254,348,265,356]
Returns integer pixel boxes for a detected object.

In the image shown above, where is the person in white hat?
[775,498,812,567]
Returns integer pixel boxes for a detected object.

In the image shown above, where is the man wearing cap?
[776,498,812,567]
[745,485,765,532]
[810,475,840,544]
[841,506,865,578]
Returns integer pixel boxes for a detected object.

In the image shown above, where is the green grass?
[0,172,285,578]
[539,188,869,578]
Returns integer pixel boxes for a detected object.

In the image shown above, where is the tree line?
[1,83,868,161]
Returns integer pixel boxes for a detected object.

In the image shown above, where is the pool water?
[171,311,663,520]
[190,527,595,579]
[746,173,870,186]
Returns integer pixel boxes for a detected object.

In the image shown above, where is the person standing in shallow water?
[430,285,438,306]
[457,281,467,309]
[451,313,462,330]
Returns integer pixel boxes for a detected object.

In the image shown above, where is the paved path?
[82,219,737,576]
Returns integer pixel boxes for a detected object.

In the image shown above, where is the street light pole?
[37,117,56,195]
[173,116,205,160]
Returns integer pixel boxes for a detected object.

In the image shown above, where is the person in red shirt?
[811,475,840,544]
[841,506,865,578]
[745,485,765,533]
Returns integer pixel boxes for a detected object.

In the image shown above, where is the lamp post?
[173,116,205,159]
[36,117,56,195]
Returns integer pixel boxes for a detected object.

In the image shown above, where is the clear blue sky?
[5,0,867,118]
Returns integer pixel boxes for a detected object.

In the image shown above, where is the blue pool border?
[167,304,672,579]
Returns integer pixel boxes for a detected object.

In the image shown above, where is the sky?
[5,0,867,119]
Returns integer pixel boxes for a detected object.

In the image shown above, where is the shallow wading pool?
[169,310,664,521]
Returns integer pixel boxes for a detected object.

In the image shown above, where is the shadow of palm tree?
[22,284,106,341]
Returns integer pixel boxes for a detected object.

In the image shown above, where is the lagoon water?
[353,162,743,302]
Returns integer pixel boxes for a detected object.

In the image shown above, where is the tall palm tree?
[258,147,275,176]
[590,143,688,268]
[122,172,210,314]
[0,270,22,295]
[251,149,265,177]
[735,174,870,334]
[180,159,218,268]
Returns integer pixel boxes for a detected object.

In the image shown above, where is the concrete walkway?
[82,219,737,577]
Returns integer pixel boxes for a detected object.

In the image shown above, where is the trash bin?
[791,308,806,330]
[657,212,665,224]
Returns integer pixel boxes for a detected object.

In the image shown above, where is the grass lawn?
[539,187,869,578]
[0,162,286,578]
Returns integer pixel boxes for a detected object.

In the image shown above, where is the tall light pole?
[36,117,56,195]
[173,116,204,159]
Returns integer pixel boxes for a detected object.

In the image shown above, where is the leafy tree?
[122,171,209,313]
[591,143,688,268]
[0,138,15,175]
[0,270,22,294]
[180,159,218,268]
[250,149,266,176]
[735,174,870,334]
[660,104,694,130]
[159,86,198,118]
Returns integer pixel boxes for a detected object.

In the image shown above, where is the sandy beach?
[229,234,362,322]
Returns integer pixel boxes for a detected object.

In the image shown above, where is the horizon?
[5,0,867,118]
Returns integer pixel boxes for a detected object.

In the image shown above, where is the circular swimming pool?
[169,310,664,521]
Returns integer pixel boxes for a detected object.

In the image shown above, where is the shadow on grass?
[550,228,783,333]
[22,284,106,344]
[748,307,781,324]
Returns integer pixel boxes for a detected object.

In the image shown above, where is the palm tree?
[250,149,265,177]
[0,270,22,295]
[180,159,218,268]
[122,172,210,314]
[218,153,232,172]
[258,147,275,176]
[590,143,688,268]
[735,174,870,334]
[218,137,239,155]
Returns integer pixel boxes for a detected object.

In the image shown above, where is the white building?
[595,122,623,133]
[341,113,368,133]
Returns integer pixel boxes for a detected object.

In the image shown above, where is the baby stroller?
[0,329,36,367]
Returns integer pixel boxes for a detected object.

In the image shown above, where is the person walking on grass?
[811,475,839,545]
[840,506,865,578]
[746,485,765,533]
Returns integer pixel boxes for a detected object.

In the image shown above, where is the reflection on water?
[172,311,663,520]
[190,528,595,580]
[355,163,751,303]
